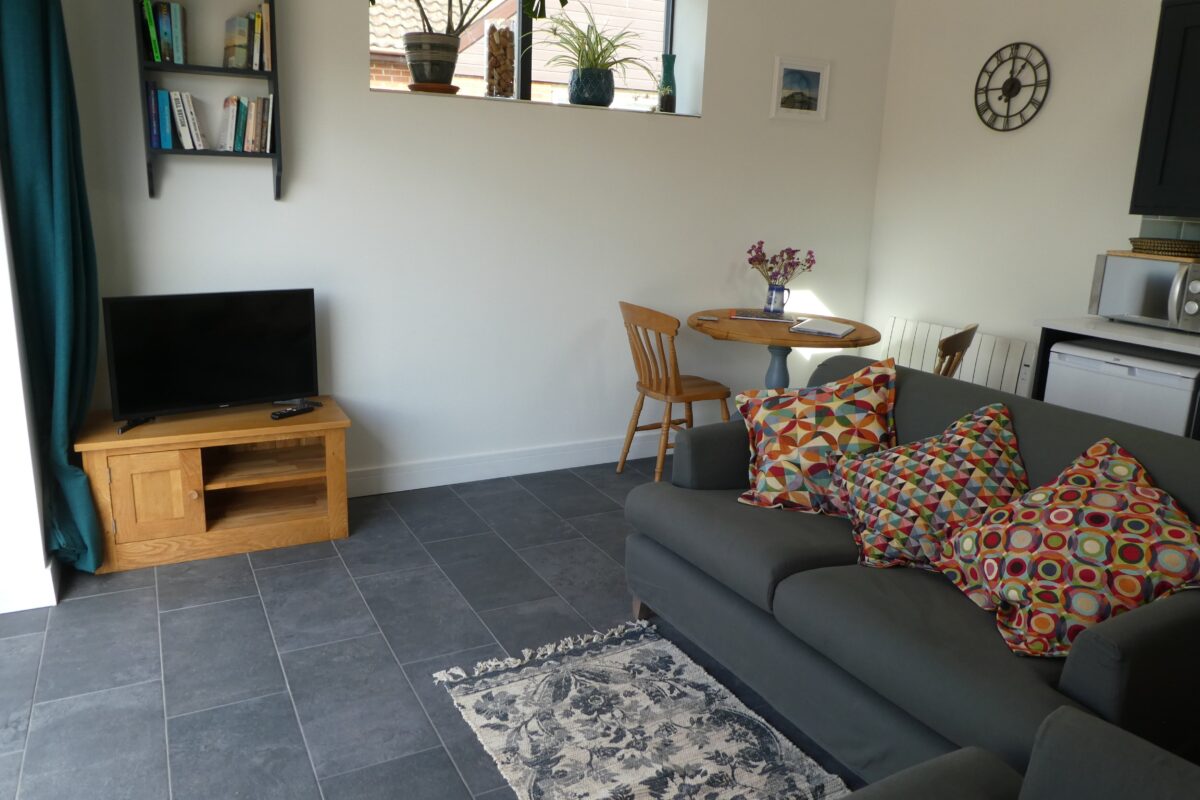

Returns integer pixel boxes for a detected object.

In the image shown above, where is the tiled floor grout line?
[13,604,50,800]
[154,567,175,800]
[336,531,481,798]
[275,630,380,658]
[165,690,289,721]
[495,476,629,573]
[26,677,162,709]
[249,555,330,800]
[61,583,154,602]
[158,592,261,615]
[251,554,341,573]
[315,743,446,785]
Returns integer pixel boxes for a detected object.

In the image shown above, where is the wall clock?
[975,42,1050,131]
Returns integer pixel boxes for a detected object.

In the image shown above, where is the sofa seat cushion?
[773,566,1077,768]
[624,482,858,612]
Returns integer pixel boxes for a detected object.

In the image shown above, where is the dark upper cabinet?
[1132,0,1200,216]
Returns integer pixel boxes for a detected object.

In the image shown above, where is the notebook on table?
[789,317,856,338]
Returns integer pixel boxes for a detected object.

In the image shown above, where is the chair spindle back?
[934,323,980,378]
[619,301,682,396]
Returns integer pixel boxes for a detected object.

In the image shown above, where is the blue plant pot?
[569,69,615,107]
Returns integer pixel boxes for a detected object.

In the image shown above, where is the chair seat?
[640,375,731,403]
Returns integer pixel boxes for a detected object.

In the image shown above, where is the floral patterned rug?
[433,622,849,800]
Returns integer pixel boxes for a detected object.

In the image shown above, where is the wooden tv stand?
[74,397,350,573]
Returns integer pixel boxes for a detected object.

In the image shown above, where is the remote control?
[271,406,316,420]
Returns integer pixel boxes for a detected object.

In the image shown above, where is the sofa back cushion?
[809,356,1200,522]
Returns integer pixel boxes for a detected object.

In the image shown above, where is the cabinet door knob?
[189,490,200,501]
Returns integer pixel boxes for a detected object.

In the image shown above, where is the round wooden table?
[687,308,881,389]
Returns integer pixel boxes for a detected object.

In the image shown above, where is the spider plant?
[540,5,656,83]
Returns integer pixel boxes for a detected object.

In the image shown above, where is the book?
[169,90,194,150]
[142,0,161,62]
[182,93,206,150]
[219,96,238,151]
[155,3,173,63]
[234,96,248,152]
[224,16,250,69]
[263,94,274,153]
[170,3,185,64]
[789,318,856,338]
[157,89,173,148]
[251,9,263,71]
[729,308,799,323]
[146,82,160,149]
[262,3,272,71]
[245,98,259,152]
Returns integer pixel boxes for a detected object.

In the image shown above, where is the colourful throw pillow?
[834,403,1029,569]
[736,359,896,513]
[930,439,1200,657]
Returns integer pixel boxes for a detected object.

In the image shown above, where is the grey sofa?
[854,707,1200,799]
[624,355,1200,783]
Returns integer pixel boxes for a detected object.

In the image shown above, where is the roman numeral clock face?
[975,42,1050,131]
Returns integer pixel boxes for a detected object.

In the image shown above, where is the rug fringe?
[432,619,654,684]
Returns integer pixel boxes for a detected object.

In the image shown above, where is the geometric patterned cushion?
[736,359,896,513]
[834,403,1029,569]
[930,439,1200,657]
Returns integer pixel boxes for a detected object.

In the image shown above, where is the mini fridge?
[1044,341,1200,436]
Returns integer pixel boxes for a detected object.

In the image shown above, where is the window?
[369,0,674,112]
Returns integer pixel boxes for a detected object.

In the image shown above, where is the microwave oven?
[1089,253,1200,333]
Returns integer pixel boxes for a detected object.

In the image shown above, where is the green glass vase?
[659,53,677,113]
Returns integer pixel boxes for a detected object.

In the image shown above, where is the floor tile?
[0,752,17,800]
[402,645,509,795]
[20,681,168,800]
[385,487,490,543]
[568,510,634,565]
[357,567,494,664]
[0,633,42,754]
[336,496,432,578]
[156,554,256,611]
[0,608,47,641]
[520,540,633,631]
[59,567,154,601]
[161,596,284,717]
[628,455,672,481]
[320,747,471,800]
[424,533,511,567]
[282,634,438,778]
[570,462,651,505]
[464,489,580,549]
[168,692,319,800]
[36,588,159,703]
[450,477,521,500]
[256,558,377,653]
[249,541,337,570]
[515,470,621,518]
[479,597,593,657]
[477,786,519,800]
[439,549,557,612]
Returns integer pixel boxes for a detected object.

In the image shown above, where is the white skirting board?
[347,431,683,497]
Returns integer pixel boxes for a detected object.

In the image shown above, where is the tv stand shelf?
[74,396,349,573]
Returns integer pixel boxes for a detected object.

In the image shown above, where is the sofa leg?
[632,597,654,621]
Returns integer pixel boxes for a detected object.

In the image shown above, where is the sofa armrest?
[670,421,750,490]
[851,748,1021,800]
[1058,589,1200,761]
[1021,707,1200,800]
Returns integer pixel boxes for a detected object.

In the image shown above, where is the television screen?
[103,289,318,420]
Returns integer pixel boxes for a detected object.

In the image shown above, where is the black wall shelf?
[132,1,284,200]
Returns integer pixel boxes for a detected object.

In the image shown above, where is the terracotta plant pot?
[403,32,461,85]
[568,68,615,107]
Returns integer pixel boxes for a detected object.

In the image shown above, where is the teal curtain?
[0,0,102,572]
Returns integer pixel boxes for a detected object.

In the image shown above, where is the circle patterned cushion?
[930,438,1200,657]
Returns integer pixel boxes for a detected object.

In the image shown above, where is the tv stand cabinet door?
[109,449,206,542]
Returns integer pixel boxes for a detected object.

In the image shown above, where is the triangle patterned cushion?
[834,403,1029,569]
[929,439,1200,657]
[736,359,896,513]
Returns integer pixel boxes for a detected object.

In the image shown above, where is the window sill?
[369,85,701,119]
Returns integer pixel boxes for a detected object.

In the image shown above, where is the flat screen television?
[103,289,318,421]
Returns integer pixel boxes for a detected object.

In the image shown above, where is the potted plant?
[540,6,656,107]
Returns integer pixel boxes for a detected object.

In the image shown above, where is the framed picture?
[771,57,830,120]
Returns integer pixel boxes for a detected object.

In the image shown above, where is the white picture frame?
[771,56,830,120]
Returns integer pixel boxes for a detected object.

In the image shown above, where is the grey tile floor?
[0,457,668,800]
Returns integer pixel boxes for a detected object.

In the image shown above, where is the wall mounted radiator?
[861,317,1035,397]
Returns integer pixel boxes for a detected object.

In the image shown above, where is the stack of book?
[145,84,208,151]
[215,96,275,153]
[141,0,187,64]
[224,4,273,71]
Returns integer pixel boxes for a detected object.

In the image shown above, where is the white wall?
[61,0,895,493]
[0,167,58,614]
[865,0,1160,343]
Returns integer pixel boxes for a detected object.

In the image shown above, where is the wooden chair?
[934,324,979,378]
[617,302,731,482]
